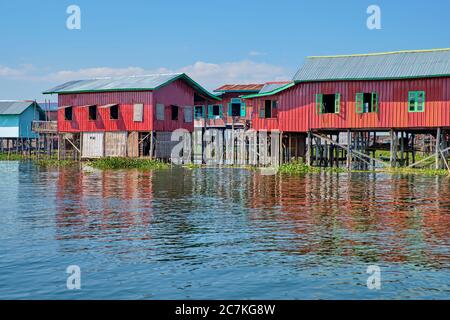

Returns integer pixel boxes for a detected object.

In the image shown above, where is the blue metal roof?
[0,101,39,115]
[293,48,450,82]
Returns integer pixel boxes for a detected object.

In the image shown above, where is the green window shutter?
[335,93,341,114]
[372,92,379,113]
[315,94,323,114]
[240,101,246,117]
[228,103,232,117]
[219,105,223,118]
[356,93,364,114]
[202,105,205,118]
[208,105,213,119]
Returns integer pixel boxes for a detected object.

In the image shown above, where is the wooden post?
[436,128,441,170]
[150,131,154,159]
[390,130,395,168]
[400,131,405,166]
[57,134,61,161]
[347,130,352,170]
[306,131,312,166]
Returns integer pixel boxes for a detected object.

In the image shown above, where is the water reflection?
[53,167,449,271]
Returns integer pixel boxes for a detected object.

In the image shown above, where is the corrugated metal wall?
[152,79,199,132]
[249,77,450,132]
[105,132,127,157]
[82,132,104,158]
[58,91,154,133]
[57,79,208,133]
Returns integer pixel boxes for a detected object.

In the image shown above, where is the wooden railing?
[32,121,58,133]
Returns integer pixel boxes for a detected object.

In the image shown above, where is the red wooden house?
[243,49,450,161]
[44,73,219,158]
[245,48,450,132]
[193,84,264,130]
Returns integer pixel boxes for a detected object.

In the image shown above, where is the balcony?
[32,121,58,133]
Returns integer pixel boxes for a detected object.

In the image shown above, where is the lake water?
[0,162,448,299]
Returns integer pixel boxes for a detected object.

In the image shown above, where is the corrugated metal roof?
[258,82,292,94]
[0,101,37,115]
[293,48,450,82]
[44,73,182,93]
[241,82,295,99]
[43,73,221,100]
[214,84,265,92]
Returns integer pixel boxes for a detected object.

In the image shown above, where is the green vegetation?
[34,159,78,168]
[88,157,169,170]
[278,159,449,176]
[380,167,449,176]
[278,160,346,175]
[0,153,25,161]
[184,163,203,169]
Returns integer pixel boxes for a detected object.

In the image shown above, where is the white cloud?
[0,60,291,91]
[178,60,289,89]
[248,51,267,57]
[0,64,34,77]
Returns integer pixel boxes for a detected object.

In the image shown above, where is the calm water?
[0,162,448,299]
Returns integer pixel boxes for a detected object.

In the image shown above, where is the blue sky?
[0,0,449,101]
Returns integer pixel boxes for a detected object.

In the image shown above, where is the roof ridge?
[307,48,450,59]
[76,73,183,82]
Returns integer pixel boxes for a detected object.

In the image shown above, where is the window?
[408,91,425,112]
[231,103,241,116]
[356,92,378,113]
[171,105,179,121]
[184,106,193,123]
[208,104,223,119]
[64,107,73,121]
[228,98,246,117]
[316,93,341,114]
[110,104,119,120]
[259,100,278,118]
[156,104,165,120]
[133,103,144,122]
[194,105,205,119]
[88,105,97,121]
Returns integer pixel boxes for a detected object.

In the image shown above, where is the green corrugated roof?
[241,82,295,99]
[294,48,450,82]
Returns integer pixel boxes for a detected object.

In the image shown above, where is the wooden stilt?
[150,131,154,159]
[347,130,352,170]
[436,128,441,170]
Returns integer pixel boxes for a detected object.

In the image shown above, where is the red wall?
[57,79,200,133]
[249,77,450,132]
[152,79,197,132]
[58,91,153,132]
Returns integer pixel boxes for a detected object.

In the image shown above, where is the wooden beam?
[65,136,81,154]
[408,146,450,168]
[312,133,389,168]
